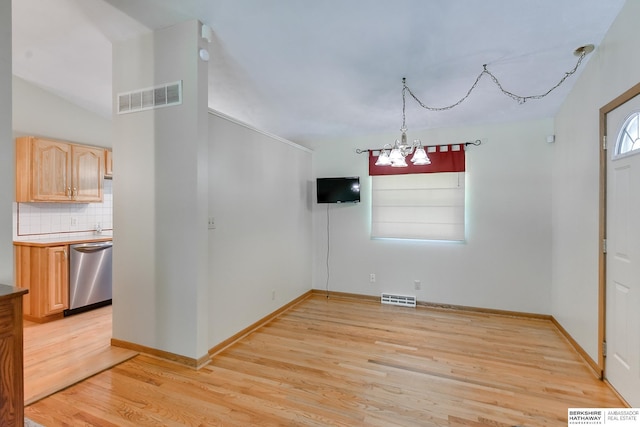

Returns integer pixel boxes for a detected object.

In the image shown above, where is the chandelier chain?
[401,78,407,131]
[403,50,588,112]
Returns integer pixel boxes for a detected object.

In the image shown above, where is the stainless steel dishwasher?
[65,241,113,316]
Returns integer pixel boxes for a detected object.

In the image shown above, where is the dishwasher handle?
[72,242,113,253]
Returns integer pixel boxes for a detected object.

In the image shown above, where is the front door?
[605,93,640,406]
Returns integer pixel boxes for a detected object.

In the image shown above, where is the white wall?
[110,18,315,360]
[112,20,210,360]
[13,76,112,147]
[310,118,554,314]
[207,112,313,346]
[552,0,640,361]
[0,0,12,284]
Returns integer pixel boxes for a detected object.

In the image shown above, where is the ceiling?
[12,0,627,146]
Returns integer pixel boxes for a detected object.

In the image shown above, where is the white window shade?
[372,172,465,241]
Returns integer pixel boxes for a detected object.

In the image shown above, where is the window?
[614,111,640,158]
[371,172,465,241]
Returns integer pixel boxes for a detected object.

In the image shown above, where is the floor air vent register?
[381,293,417,307]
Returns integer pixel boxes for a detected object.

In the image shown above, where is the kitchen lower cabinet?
[15,244,69,323]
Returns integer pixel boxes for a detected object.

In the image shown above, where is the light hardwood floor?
[23,305,137,405]
[25,295,623,426]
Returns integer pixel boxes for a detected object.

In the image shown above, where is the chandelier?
[375,78,430,167]
[370,44,595,167]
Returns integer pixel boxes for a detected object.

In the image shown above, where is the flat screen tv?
[316,177,360,204]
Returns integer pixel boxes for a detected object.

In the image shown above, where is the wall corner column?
[112,19,209,362]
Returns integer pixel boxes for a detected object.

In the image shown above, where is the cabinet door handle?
[73,187,77,198]
[67,186,72,199]
[63,249,67,259]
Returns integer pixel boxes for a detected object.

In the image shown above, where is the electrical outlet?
[370,273,376,283]
[272,290,276,300]
[70,216,78,226]
[207,216,216,229]
[414,280,421,290]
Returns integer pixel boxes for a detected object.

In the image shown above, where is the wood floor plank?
[25,295,625,426]
[23,305,138,405]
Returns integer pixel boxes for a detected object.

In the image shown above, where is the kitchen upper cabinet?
[105,149,113,179]
[25,138,71,201]
[15,244,69,322]
[16,136,104,203]
[72,145,104,202]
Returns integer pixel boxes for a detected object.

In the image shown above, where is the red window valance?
[368,144,466,176]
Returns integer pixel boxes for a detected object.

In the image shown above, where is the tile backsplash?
[14,179,113,238]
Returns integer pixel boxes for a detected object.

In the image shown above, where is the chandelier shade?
[410,141,430,165]
[374,149,391,166]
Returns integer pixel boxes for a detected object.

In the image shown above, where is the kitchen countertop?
[13,232,113,247]
[0,283,28,301]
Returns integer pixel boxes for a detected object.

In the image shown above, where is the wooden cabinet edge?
[14,245,31,317]
[105,149,113,179]
[15,136,33,202]
[0,288,27,426]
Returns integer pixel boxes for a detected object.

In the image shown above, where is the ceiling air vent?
[117,80,182,115]
[381,293,417,308]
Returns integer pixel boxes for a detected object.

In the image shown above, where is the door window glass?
[614,111,640,158]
